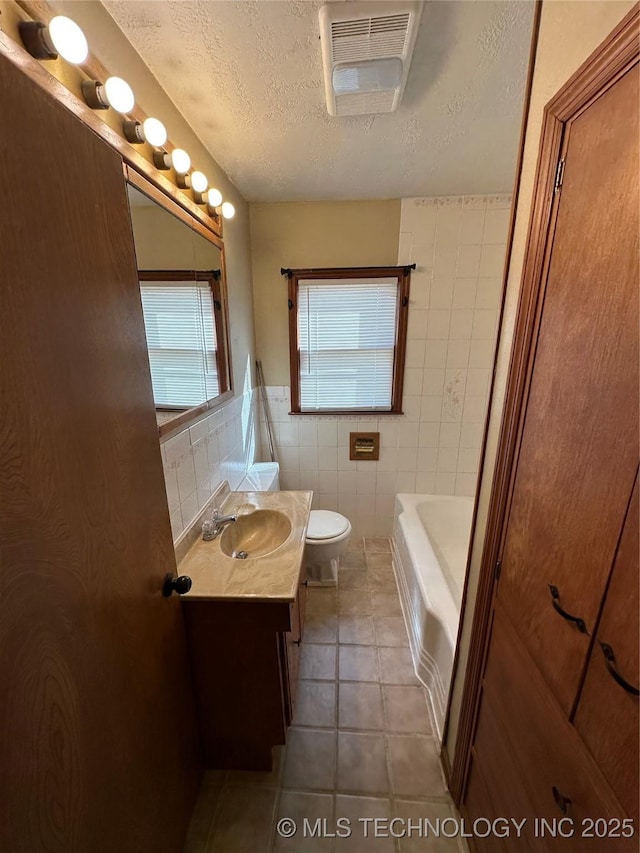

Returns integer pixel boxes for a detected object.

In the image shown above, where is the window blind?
[298,277,398,411]
[140,280,219,408]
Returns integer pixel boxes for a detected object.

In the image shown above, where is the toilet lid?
[307,510,349,540]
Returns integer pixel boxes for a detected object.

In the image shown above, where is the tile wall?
[162,389,258,541]
[258,195,510,538]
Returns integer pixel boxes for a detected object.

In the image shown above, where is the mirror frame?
[127,168,234,439]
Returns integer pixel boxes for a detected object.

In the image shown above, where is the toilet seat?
[306,510,349,541]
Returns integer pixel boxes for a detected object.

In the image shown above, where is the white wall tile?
[479,243,506,278]
[407,309,428,340]
[475,277,502,311]
[397,422,420,448]
[418,422,440,447]
[468,338,495,369]
[424,339,448,369]
[405,339,426,369]
[456,244,482,277]
[459,209,485,245]
[426,310,451,340]
[460,421,483,449]
[318,447,337,471]
[450,310,474,340]
[417,447,438,472]
[317,421,338,447]
[446,339,471,369]
[422,368,445,396]
[318,470,338,493]
[458,447,480,474]
[483,208,510,244]
[416,472,436,492]
[430,278,454,309]
[472,310,498,340]
[452,278,477,309]
[396,472,416,492]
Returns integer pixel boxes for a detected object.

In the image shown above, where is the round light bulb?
[47,16,88,64]
[221,202,235,220]
[191,171,208,193]
[103,77,135,113]
[142,117,167,147]
[170,148,191,174]
[207,188,223,207]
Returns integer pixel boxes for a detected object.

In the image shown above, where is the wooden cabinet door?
[0,54,200,851]
[574,477,639,826]
[497,63,639,715]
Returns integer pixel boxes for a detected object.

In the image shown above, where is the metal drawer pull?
[599,642,640,696]
[547,584,590,635]
[552,786,572,814]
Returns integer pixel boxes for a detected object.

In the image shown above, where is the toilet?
[237,462,351,587]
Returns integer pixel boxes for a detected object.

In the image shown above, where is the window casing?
[287,266,411,414]
[139,270,228,411]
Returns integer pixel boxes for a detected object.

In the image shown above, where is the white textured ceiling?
[102,1,535,202]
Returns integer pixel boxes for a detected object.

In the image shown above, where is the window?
[139,270,227,409]
[287,266,411,414]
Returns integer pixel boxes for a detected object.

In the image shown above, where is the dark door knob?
[162,573,192,597]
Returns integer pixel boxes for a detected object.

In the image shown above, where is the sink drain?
[234,550,249,559]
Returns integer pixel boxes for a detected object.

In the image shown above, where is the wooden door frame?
[448,4,640,805]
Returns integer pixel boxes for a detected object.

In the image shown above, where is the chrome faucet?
[202,508,237,540]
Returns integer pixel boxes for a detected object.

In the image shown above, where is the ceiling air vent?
[319,2,423,117]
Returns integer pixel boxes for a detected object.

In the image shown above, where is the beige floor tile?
[274,791,335,852]
[366,554,393,571]
[335,795,394,851]
[394,800,460,852]
[364,538,391,553]
[207,786,277,853]
[339,569,370,590]
[339,682,384,731]
[341,551,367,570]
[183,771,225,853]
[307,589,339,615]
[304,612,339,644]
[374,616,409,648]
[339,590,372,614]
[282,728,337,791]
[371,592,402,617]
[300,643,338,680]
[339,645,379,682]
[347,537,365,552]
[383,687,431,735]
[378,647,419,686]
[226,746,285,789]
[293,680,337,728]
[337,732,389,794]
[387,736,447,799]
[367,571,398,593]
[339,615,376,645]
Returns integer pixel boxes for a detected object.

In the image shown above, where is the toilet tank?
[238,462,280,491]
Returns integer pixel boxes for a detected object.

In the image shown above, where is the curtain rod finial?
[281,268,293,278]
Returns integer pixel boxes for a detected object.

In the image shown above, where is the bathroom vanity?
[176,490,312,770]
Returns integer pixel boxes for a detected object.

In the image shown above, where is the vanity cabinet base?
[183,596,302,771]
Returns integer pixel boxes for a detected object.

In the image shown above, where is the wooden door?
[574,477,639,825]
[0,53,200,851]
[497,63,639,716]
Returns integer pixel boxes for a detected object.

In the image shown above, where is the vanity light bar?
[19,12,231,218]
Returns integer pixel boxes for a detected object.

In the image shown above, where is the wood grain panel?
[0,51,200,851]
[574,477,639,825]
[498,64,639,715]
[183,600,291,770]
[472,605,635,851]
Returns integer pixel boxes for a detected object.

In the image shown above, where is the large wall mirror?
[126,180,232,437]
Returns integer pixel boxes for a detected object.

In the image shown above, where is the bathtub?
[392,493,474,742]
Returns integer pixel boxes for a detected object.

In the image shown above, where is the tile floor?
[184,538,464,852]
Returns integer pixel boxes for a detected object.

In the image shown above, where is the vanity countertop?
[177,490,312,602]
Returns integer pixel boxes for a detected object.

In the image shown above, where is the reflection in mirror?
[126,183,230,433]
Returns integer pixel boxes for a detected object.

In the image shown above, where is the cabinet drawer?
[469,604,634,852]
[574,479,639,826]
